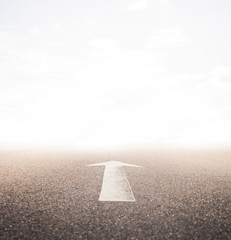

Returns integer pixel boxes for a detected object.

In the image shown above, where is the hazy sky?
[1,0,231,149]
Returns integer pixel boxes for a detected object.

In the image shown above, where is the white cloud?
[208,65,231,88]
[126,0,170,11]
[28,27,40,35]
[127,0,148,11]
[125,0,170,13]
[1,1,231,149]
[145,25,190,49]
[1,58,231,149]
[88,38,118,49]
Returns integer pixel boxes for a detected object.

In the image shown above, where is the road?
[1,149,231,239]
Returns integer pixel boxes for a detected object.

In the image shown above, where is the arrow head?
[87,161,141,168]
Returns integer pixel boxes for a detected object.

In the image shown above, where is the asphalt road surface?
[1,149,231,239]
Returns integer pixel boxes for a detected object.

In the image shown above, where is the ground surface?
[1,148,231,239]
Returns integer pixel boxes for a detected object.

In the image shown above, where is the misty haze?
[1,0,231,239]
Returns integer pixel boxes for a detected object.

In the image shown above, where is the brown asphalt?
[1,149,231,239]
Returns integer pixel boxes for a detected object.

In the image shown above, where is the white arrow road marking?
[88,161,140,202]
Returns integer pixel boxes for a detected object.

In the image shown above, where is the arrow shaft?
[99,166,135,202]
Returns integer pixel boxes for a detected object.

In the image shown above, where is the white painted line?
[88,161,140,202]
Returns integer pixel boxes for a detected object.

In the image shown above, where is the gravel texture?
[1,149,231,239]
